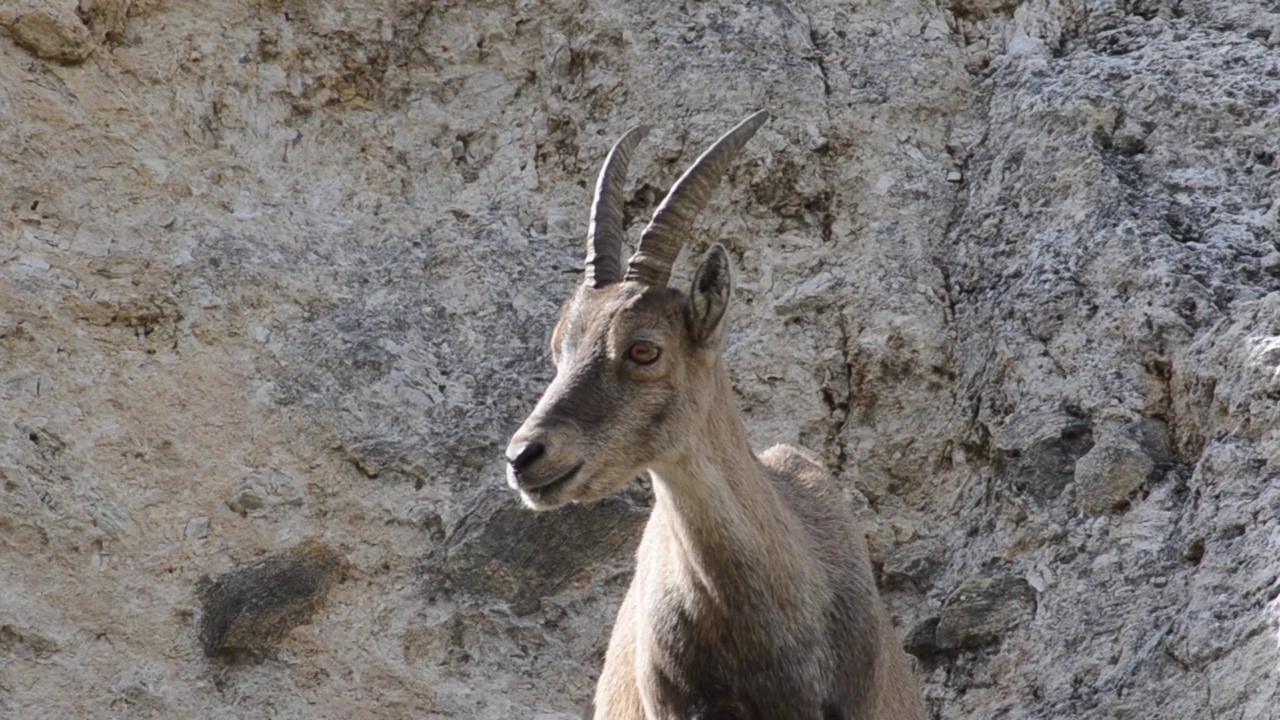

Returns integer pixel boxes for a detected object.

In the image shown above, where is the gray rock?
[936,576,1037,650]
[992,406,1094,503]
[882,538,945,590]
[184,516,210,540]
[431,486,648,616]
[196,540,348,658]
[903,616,942,659]
[1075,431,1158,514]
[4,0,1280,717]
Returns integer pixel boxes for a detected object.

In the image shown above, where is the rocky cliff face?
[2,0,1278,717]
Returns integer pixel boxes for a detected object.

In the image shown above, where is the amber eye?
[627,341,661,366]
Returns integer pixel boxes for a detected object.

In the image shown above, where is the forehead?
[563,282,684,340]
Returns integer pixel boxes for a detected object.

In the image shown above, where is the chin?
[568,475,638,506]
[517,472,632,510]
[519,490,569,511]
[517,473,587,511]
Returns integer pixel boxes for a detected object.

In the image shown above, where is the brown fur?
[507,274,926,719]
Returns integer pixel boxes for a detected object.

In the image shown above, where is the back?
[759,444,876,584]
[760,444,926,720]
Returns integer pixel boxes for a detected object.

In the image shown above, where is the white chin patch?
[517,472,597,511]
[519,488,568,511]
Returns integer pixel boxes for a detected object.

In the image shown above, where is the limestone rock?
[903,616,942,659]
[882,538,945,590]
[197,540,348,657]
[2,0,1279,717]
[430,486,648,616]
[936,576,1036,650]
[992,406,1093,503]
[1,1,92,63]
[1074,443,1148,513]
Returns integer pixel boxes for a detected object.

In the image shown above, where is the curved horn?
[624,110,770,286]
[584,125,650,288]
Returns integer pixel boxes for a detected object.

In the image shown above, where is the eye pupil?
[628,342,660,365]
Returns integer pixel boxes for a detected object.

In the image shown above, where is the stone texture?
[1075,431,1156,514]
[935,576,1037,650]
[882,537,946,590]
[903,615,943,660]
[430,486,648,616]
[1074,418,1172,514]
[197,540,348,657]
[0,0,93,63]
[1,0,1279,718]
[992,405,1094,503]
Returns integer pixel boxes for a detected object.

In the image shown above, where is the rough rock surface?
[935,575,1036,650]
[197,539,349,658]
[1,0,1278,718]
[0,0,94,63]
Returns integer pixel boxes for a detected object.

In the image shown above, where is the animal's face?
[502,110,765,510]
[505,266,729,510]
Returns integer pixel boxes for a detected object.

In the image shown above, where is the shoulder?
[759,444,867,556]
[759,444,834,487]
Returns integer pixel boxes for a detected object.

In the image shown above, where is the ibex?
[505,111,926,720]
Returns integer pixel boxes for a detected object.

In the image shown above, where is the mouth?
[520,462,584,507]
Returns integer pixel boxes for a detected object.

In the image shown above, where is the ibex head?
[506,111,770,510]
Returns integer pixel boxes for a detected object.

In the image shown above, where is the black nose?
[508,441,546,475]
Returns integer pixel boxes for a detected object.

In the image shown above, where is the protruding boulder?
[936,575,1036,650]
[993,407,1093,503]
[882,538,945,590]
[1075,418,1171,514]
[903,616,942,659]
[1,2,92,63]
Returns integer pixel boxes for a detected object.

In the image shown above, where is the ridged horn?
[584,124,650,288]
[624,110,770,286]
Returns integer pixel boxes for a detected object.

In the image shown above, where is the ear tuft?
[688,244,733,346]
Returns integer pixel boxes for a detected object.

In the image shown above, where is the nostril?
[508,441,546,474]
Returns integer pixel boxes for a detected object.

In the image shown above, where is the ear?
[687,244,733,347]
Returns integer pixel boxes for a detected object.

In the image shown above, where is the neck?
[646,367,802,600]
